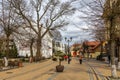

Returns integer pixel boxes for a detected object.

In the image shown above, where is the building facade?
[17,30,53,58]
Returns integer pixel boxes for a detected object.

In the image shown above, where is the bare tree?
[79,0,106,41]
[8,0,76,58]
[0,0,23,58]
[77,0,105,60]
[79,0,119,78]
[78,0,107,57]
[102,0,120,78]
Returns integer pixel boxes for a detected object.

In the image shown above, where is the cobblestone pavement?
[0,58,120,80]
[87,59,120,80]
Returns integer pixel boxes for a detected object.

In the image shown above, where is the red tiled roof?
[85,41,100,46]
[85,41,101,50]
[72,43,81,47]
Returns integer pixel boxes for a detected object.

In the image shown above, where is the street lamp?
[65,37,72,64]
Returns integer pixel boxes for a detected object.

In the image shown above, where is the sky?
[60,0,94,44]
[61,0,106,45]
[0,0,95,45]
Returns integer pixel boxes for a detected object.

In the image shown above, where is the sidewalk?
[48,57,89,80]
[52,58,120,80]
[0,59,49,72]
[0,59,55,80]
[88,59,120,79]
[0,58,120,80]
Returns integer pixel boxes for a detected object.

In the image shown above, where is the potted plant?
[52,50,65,72]
[18,60,23,67]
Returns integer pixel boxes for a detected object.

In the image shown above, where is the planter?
[18,61,23,67]
[56,65,64,72]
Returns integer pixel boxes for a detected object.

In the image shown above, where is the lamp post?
[65,37,72,64]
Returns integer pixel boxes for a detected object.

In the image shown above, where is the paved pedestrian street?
[0,58,120,80]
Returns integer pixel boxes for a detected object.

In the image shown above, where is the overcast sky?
[0,0,95,44]
[60,0,94,44]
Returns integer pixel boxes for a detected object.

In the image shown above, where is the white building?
[15,24,65,58]
[53,41,66,54]
[41,32,53,58]
[0,20,66,58]
[17,31,53,58]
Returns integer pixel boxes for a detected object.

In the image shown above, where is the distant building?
[82,41,106,58]
[83,41,101,53]
[70,43,82,57]
[52,40,66,54]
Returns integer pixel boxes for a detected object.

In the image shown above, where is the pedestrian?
[108,54,111,64]
[79,54,83,64]
[64,55,68,61]
[68,56,71,64]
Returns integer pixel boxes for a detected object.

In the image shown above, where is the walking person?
[68,56,71,64]
[79,54,83,64]
[64,55,68,61]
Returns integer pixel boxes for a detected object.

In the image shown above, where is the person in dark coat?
[79,55,83,64]
[68,56,71,64]
[108,54,111,64]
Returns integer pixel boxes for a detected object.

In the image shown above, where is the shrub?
[52,50,65,65]
[52,57,57,61]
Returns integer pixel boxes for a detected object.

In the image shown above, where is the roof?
[85,41,100,45]
[84,41,101,50]
[72,43,81,47]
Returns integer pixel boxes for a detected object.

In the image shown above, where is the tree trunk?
[111,40,117,77]
[59,60,61,65]
[87,50,90,61]
[30,46,33,57]
[36,38,42,59]
[6,36,10,58]
[118,46,120,70]
[108,16,118,78]
[100,41,103,55]
[36,6,41,59]
[30,39,34,57]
